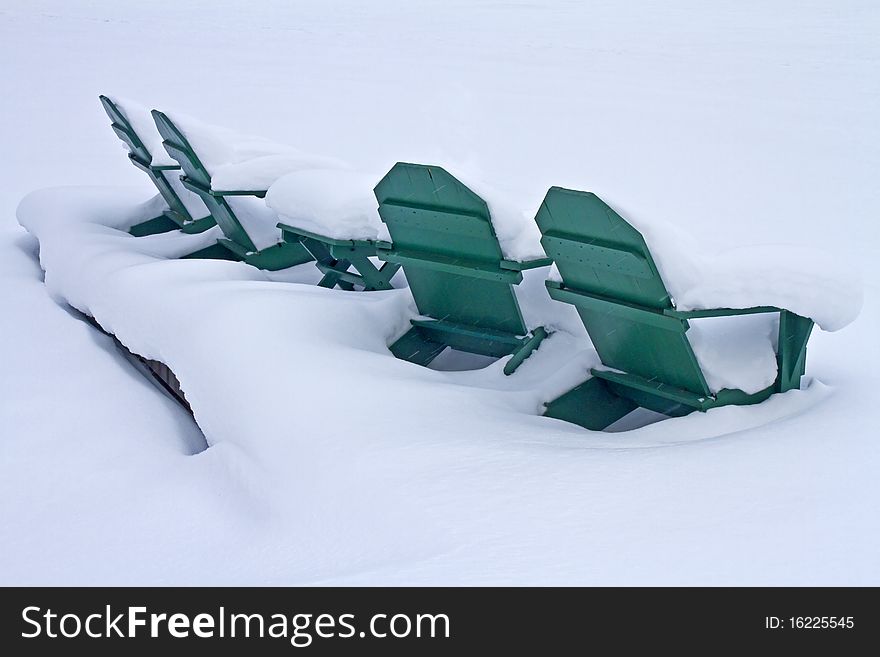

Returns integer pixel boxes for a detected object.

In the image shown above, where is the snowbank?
[675,245,863,332]
[618,204,863,332]
[266,170,390,242]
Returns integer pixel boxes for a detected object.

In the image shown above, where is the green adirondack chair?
[99,95,215,237]
[375,163,552,374]
[151,110,312,271]
[536,187,815,430]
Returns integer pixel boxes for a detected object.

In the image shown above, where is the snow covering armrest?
[276,222,379,249]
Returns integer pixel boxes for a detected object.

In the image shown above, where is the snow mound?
[106,96,177,167]
[163,112,348,191]
[675,245,863,332]
[549,200,863,333]
[620,204,862,332]
[266,170,390,242]
[687,313,780,394]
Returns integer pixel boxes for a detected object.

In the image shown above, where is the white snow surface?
[548,211,862,332]
[267,170,391,242]
[2,1,878,586]
[225,195,285,252]
[163,112,349,191]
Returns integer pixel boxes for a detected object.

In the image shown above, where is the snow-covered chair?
[151,110,338,271]
[267,170,401,291]
[374,163,552,374]
[98,95,214,237]
[537,187,817,430]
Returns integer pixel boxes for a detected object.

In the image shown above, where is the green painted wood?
[664,306,780,319]
[180,178,259,251]
[375,163,546,373]
[536,187,672,308]
[539,185,815,430]
[776,311,814,393]
[500,256,554,271]
[375,164,503,263]
[409,319,527,347]
[181,242,243,261]
[128,213,180,237]
[151,111,213,188]
[543,378,638,430]
[503,326,548,375]
[405,267,527,336]
[100,95,152,164]
[542,232,655,279]
[591,369,712,410]
[405,320,526,358]
[278,223,400,291]
[538,187,711,395]
[179,214,217,235]
[389,327,448,366]
[241,241,312,271]
[153,110,312,270]
[379,249,523,284]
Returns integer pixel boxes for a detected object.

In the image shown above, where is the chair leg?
[544,377,638,430]
[182,241,242,261]
[389,326,447,367]
[776,311,814,393]
[346,253,400,291]
[318,261,355,290]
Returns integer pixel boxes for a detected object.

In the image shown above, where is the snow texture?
[266,170,390,242]
[163,112,349,191]
[1,0,878,587]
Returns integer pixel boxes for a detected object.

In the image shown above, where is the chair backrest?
[536,187,710,394]
[99,95,153,166]
[152,110,256,250]
[151,111,212,188]
[375,163,527,335]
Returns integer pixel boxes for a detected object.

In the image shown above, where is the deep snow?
[1,0,878,585]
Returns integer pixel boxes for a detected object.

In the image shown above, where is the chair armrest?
[211,188,268,199]
[181,177,267,199]
[500,256,553,271]
[662,306,781,319]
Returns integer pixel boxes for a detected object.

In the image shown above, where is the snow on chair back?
[537,186,814,429]
[153,109,247,249]
[375,163,548,374]
[99,95,214,237]
[100,95,153,166]
[152,110,311,270]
